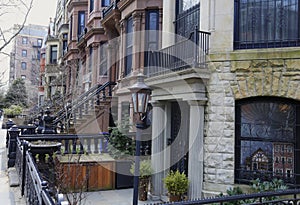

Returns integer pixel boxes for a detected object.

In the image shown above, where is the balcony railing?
[146,27,210,77]
[102,0,120,18]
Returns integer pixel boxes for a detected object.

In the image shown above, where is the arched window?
[235,97,300,187]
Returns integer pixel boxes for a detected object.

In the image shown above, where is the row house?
[42,0,300,201]
[148,0,300,201]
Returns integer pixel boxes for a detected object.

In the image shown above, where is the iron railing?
[53,81,116,132]
[145,189,300,205]
[102,0,120,18]
[146,28,210,77]
[15,138,68,205]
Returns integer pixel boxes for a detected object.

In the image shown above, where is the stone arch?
[231,60,300,101]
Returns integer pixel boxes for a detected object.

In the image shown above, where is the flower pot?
[169,194,181,202]
[138,177,149,201]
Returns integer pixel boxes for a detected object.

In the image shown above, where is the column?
[187,100,205,199]
[150,101,166,200]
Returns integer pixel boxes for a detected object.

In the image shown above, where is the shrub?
[4,105,23,117]
[163,170,189,196]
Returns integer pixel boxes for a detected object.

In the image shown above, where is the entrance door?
[170,101,189,175]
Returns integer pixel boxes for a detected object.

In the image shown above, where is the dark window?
[89,46,93,72]
[37,39,43,47]
[62,33,68,54]
[145,10,159,67]
[125,16,133,76]
[70,15,73,40]
[102,0,110,6]
[22,37,28,44]
[121,102,130,121]
[21,62,27,70]
[50,45,57,64]
[22,50,27,57]
[37,50,41,60]
[234,0,300,49]
[235,97,300,187]
[175,0,200,41]
[99,42,108,76]
[90,0,94,12]
[78,11,85,37]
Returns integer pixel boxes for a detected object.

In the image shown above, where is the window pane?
[235,0,299,48]
[22,50,27,57]
[240,102,295,140]
[102,0,110,7]
[21,62,27,70]
[236,98,299,186]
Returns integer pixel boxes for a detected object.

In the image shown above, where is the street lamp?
[128,73,151,205]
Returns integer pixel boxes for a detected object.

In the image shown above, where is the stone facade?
[203,49,300,195]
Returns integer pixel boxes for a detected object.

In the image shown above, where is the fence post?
[5,119,15,148]
[21,141,28,196]
[193,25,199,68]
[7,125,20,167]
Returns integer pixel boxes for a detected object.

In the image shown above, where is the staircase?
[52,81,116,134]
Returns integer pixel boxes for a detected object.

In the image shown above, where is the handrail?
[53,81,116,125]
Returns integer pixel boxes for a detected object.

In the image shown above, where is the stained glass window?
[235,97,300,187]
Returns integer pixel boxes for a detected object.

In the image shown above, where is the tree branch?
[0,0,34,52]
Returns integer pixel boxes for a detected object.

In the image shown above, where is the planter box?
[115,160,133,189]
[55,154,115,192]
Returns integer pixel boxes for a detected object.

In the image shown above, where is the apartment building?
[9,24,47,106]
[43,0,300,201]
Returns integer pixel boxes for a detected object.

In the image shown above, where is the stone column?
[150,101,166,200]
[187,100,205,199]
[162,0,176,48]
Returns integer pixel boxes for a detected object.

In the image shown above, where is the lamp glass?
[132,93,137,113]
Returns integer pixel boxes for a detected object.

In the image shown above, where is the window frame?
[21,62,27,70]
[102,0,110,7]
[22,37,28,44]
[50,45,58,64]
[78,11,86,37]
[144,10,159,67]
[235,97,300,187]
[90,0,94,12]
[234,0,300,49]
[125,16,133,76]
[22,50,27,57]
[99,42,108,76]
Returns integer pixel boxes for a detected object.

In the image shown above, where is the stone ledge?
[8,167,19,187]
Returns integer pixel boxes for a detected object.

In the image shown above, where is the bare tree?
[0,0,33,53]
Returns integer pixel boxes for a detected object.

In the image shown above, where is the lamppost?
[129,73,151,205]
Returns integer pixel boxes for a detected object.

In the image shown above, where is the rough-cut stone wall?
[203,50,300,195]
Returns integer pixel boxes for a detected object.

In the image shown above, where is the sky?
[0,0,57,90]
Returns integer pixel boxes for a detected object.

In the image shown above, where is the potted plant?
[163,170,189,202]
[130,159,153,201]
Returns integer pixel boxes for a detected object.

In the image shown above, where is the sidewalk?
[0,118,26,205]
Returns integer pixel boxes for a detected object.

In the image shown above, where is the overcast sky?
[0,0,56,89]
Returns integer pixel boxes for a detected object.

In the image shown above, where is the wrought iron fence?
[145,189,300,205]
[146,28,210,77]
[14,138,67,205]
